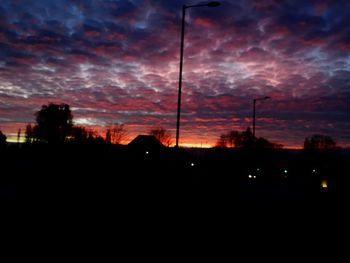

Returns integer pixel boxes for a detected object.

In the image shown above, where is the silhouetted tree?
[87,129,104,144]
[67,126,106,144]
[69,126,89,143]
[149,127,172,146]
[255,137,283,149]
[215,131,240,147]
[216,128,253,148]
[35,103,73,144]
[241,127,254,148]
[304,134,338,150]
[105,129,112,144]
[216,127,281,149]
[216,134,229,147]
[106,124,128,145]
[0,130,7,147]
[25,124,33,143]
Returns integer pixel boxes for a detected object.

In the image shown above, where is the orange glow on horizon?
[2,125,348,150]
[2,128,305,149]
[1,1,350,151]
[177,142,214,148]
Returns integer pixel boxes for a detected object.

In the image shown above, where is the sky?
[0,0,350,148]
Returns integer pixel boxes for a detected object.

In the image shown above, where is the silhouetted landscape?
[2,138,349,210]
[1,103,349,215]
[1,1,350,237]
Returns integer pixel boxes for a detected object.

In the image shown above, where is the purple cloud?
[0,0,350,148]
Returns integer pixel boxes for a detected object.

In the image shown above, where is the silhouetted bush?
[304,134,339,150]
[216,127,282,149]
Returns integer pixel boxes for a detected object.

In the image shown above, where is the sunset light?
[0,0,350,148]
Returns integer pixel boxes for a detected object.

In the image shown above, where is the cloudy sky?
[0,0,350,147]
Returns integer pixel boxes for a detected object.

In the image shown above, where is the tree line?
[22,103,171,146]
[216,127,339,150]
[0,103,340,150]
[216,127,283,149]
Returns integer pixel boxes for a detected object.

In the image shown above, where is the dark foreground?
[2,144,349,208]
[3,144,350,250]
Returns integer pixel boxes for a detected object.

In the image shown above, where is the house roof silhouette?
[128,135,164,150]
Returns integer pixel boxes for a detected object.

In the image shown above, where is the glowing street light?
[175,1,221,148]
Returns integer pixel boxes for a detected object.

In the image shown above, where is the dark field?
[3,143,350,247]
[2,144,349,209]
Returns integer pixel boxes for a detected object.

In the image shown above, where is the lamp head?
[207,1,221,7]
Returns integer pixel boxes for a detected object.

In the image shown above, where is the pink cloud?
[84,31,101,38]
[0,0,349,148]
[336,42,350,51]
[193,17,215,28]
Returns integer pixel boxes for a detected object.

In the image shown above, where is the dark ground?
[2,143,349,204]
[2,143,350,236]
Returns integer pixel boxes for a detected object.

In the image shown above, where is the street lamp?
[175,1,221,148]
[253,96,271,138]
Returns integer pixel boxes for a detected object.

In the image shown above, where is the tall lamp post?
[175,1,221,148]
[253,96,271,138]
